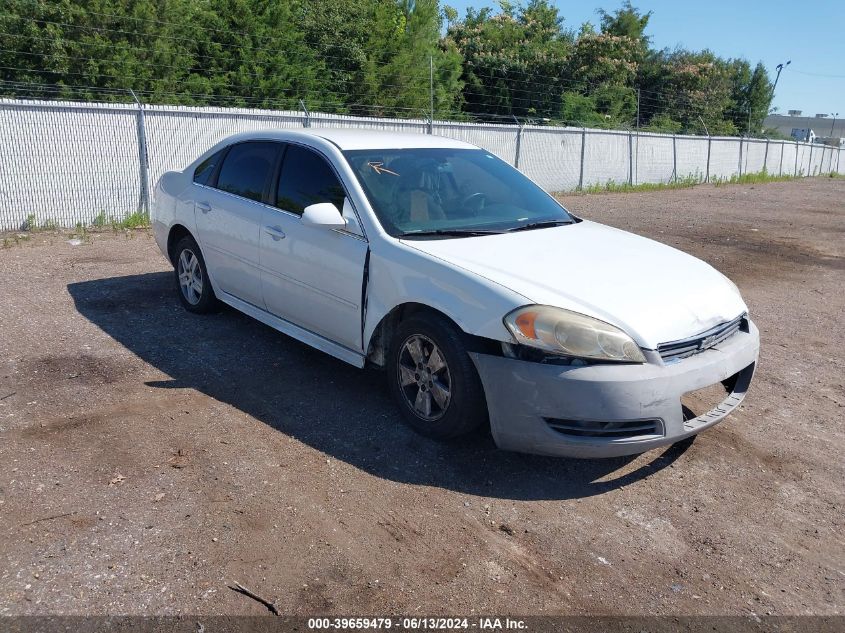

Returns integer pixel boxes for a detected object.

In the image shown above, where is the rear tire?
[387,312,488,439]
[173,235,218,314]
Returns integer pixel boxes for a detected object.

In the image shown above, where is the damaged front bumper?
[470,320,760,458]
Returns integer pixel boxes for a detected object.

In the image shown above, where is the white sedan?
[152,129,759,458]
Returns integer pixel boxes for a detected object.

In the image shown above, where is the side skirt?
[218,291,366,368]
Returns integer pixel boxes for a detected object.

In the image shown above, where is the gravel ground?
[0,178,843,617]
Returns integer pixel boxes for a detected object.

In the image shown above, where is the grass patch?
[112,211,150,230]
[580,174,701,194]
[1,232,32,249]
[92,211,108,227]
[92,210,151,231]
[712,170,802,187]
[5,210,151,246]
[20,214,60,231]
[573,169,843,195]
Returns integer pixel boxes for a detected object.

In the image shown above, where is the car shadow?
[67,272,693,501]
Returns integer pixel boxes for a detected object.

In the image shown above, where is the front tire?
[387,313,488,439]
[173,235,217,314]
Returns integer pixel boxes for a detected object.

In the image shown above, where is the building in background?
[765,112,845,145]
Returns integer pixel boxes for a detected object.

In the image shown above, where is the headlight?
[503,305,646,363]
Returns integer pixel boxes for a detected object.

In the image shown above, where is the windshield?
[343,148,574,238]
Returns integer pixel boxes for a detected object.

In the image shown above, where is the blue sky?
[446,0,845,118]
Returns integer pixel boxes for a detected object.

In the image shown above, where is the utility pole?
[299,99,311,128]
[636,88,640,132]
[429,55,434,135]
[129,88,151,216]
[699,115,711,183]
[769,60,791,102]
[634,88,640,185]
[578,127,586,190]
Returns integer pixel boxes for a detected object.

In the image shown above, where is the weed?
[3,233,32,247]
[112,211,151,230]
[712,170,799,187]
[564,168,839,196]
[579,173,702,194]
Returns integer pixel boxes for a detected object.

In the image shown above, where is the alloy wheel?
[177,248,203,306]
[397,334,452,421]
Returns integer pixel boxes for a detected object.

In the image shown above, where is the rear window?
[193,150,224,185]
[215,142,279,202]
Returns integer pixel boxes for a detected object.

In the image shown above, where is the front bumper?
[470,320,760,458]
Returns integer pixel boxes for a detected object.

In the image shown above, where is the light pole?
[770,60,791,102]
[830,113,839,137]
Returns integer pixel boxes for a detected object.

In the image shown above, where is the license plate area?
[681,381,732,421]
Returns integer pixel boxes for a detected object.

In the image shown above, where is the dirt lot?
[0,178,843,617]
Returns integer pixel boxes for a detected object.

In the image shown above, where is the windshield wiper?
[399,228,505,238]
[508,219,574,232]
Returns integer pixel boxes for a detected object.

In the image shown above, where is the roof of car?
[224,128,479,151]
[309,128,477,150]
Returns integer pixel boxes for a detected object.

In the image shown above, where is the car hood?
[400,220,748,349]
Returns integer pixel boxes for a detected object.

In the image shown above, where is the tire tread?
[387,312,488,439]
[174,235,218,314]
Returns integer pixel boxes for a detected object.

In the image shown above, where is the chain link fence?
[1,98,843,230]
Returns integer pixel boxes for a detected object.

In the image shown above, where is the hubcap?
[397,334,451,421]
[177,248,203,306]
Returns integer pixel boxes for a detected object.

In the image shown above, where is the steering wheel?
[461,192,488,214]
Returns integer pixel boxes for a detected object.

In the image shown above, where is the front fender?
[364,241,528,350]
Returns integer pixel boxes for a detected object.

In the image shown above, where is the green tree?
[443,4,458,29]
[638,49,738,135]
[0,0,775,137]
[598,1,652,42]
[351,0,462,117]
[447,0,573,121]
[741,62,773,136]
[553,2,653,127]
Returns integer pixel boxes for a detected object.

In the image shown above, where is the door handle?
[264,225,286,240]
[197,202,212,214]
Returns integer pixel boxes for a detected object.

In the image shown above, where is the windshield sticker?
[367,161,399,176]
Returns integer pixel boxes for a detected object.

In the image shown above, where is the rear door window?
[193,149,225,185]
[275,144,346,215]
[215,142,279,202]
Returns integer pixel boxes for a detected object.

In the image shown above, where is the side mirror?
[302,202,347,229]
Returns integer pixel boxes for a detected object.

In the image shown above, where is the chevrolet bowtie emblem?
[699,334,717,350]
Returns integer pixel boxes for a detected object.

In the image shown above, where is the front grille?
[657,314,747,363]
[544,418,662,439]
